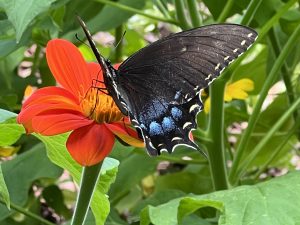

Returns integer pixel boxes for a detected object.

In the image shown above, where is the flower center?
[80,88,124,123]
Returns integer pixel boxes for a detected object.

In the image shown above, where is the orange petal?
[105,123,145,148]
[46,39,91,96]
[31,110,93,135]
[22,86,79,109]
[67,123,115,166]
[87,62,106,89]
[17,87,82,133]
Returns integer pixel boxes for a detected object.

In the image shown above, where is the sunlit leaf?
[1,0,57,42]
[141,172,300,225]
[37,134,119,225]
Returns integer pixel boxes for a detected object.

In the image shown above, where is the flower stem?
[95,0,179,25]
[229,23,300,185]
[71,162,103,225]
[0,199,55,225]
[207,78,229,190]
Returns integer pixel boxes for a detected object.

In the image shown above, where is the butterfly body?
[77,17,257,156]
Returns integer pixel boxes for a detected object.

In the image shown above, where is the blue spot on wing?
[162,117,176,132]
[171,107,182,120]
[149,121,163,135]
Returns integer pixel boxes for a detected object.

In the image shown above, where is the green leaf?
[0,118,25,146]
[1,0,57,42]
[0,143,62,220]
[0,109,17,123]
[141,172,300,225]
[109,152,158,203]
[88,0,146,31]
[63,0,146,41]
[37,134,119,225]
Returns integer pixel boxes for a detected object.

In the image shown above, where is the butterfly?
[77,16,257,157]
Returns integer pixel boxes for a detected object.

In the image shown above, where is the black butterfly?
[77,16,257,156]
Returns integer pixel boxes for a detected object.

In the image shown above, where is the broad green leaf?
[155,165,213,195]
[202,0,248,21]
[37,134,119,225]
[0,118,25,146]
[91,0,146,31]
[0,109,16,123]
[109,152,158,204]
[0,143,62,220]
[1,0,57,42]
[63,0,146,41]
[141,172,300,225]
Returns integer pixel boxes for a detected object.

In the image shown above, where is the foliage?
[0,0,300,224]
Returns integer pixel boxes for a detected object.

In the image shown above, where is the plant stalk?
[114,25,124,63]
[217,0,234,22]
[207,78,229,190]
[175,0,191,30]
[187,0,202,27]
[240,0,263,25]
[71,162,103,225]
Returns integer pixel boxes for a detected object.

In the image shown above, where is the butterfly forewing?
[116,24,257,156]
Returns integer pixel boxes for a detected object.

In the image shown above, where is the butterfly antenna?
[75,33,90,48]
[107,30,127,61]
[114,30,126,49]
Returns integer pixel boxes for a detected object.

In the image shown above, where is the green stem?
[153,0,172,19]
[114,25,124,63]
[235,97,300,181]
[95,0,179,25]
[0,199,55,225]
[175,0,191,30]
[187,0,202,27]
[30,45,42,77]
[217,0,234,22]
[240,0,263,25]
[71,162,103,225]
[229,23,300,185]
[207,78,228,190]
[268,28,297,118]
[253,127,296,180]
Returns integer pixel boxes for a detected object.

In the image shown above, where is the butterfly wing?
[117,24,258,156]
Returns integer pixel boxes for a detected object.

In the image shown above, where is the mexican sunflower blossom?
[17,39,144,166]
[204,78,254,113]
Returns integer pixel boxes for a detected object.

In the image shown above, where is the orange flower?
[17,39,144,166]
